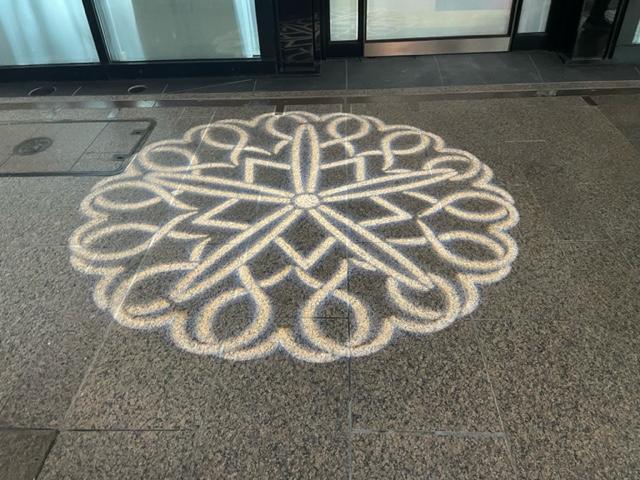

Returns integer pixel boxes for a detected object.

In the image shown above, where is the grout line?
[170,79,253,94]
[471,321,521,478]
[65,428,188,433]
[346,258,353,480]
[351,428,506,439]
[61,223,165,426]
[528,53,545,83]
[34,429,59,480]
[433,56,445,86]
[67,121,111,172]
[61,321,116,426]
[345,58,349,91]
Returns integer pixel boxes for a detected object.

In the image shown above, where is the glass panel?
[518,0,551,33]
[94,0,260,61]
[330,0,359,41]
[0,0,99,66]
[366,0,514,41]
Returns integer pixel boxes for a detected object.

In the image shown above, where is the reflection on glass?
[634,19,640,44]
[518,0,551,33]
[0,0,99,66]
[573,0,620,59]
[330,0,358,41]
[94,0,260,61]
[366,0,514,41]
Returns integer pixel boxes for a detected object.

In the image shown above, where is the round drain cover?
[28,86,56,97]
[14,137,53,156]
[128,84,148,94]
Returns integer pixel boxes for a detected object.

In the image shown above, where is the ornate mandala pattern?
[70,112,519,363]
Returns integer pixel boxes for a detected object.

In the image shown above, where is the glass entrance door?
[328,0,519,56]
[366,0,516,55]
[614,0,640,62]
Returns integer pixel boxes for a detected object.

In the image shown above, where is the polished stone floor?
[1,87,640,479]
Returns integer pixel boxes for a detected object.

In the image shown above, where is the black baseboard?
[0,60,278,83]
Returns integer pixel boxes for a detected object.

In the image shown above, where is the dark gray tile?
[436,52,542,86]
[66,324,350,431]
[76,80,168,97]
[1,176,104,247]
[529,181,608,241]
[477,313,640,480]
[0,429,56,480]
[0,244,114,428]
[352,433,514,480]
[255,60,346,92]
[470,241,574,322]
[350,321,501,432]
[164,76,255,94]
[38,430,195,480]
[595,99,640,139]
[476,241,640,479]
[347,56,441,89]
[192,428,348,479]
[0,82,81,98]
[532,51,640,82]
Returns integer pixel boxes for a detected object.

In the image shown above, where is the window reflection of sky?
[0,0,99,66]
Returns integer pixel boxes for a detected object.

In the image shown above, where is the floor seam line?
[528,53,545,83]
[472,321,521,479]
[34,429,59,480]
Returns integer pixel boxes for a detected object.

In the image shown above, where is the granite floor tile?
[529,181,609,241]
[476,315,640,480]
[192,428,349,479]
[0,244,116,428]
[1,176,111,247]
[532,51,640,82]
[347,56,441,89]
[65,324,350,432]
[164,77,256,94]
[349,320,501,433]
[38,430,195,480]
[436,52,542,86]
[211,105,276,121]
[352,433,514,480]
[595,102,640,139]
[0,429,57,480]
[469,241,576,322]
[476,240,640,479]
[255,60,346,92]
[284,104,344,115]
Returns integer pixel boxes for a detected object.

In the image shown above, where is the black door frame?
[0,0,280,82]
